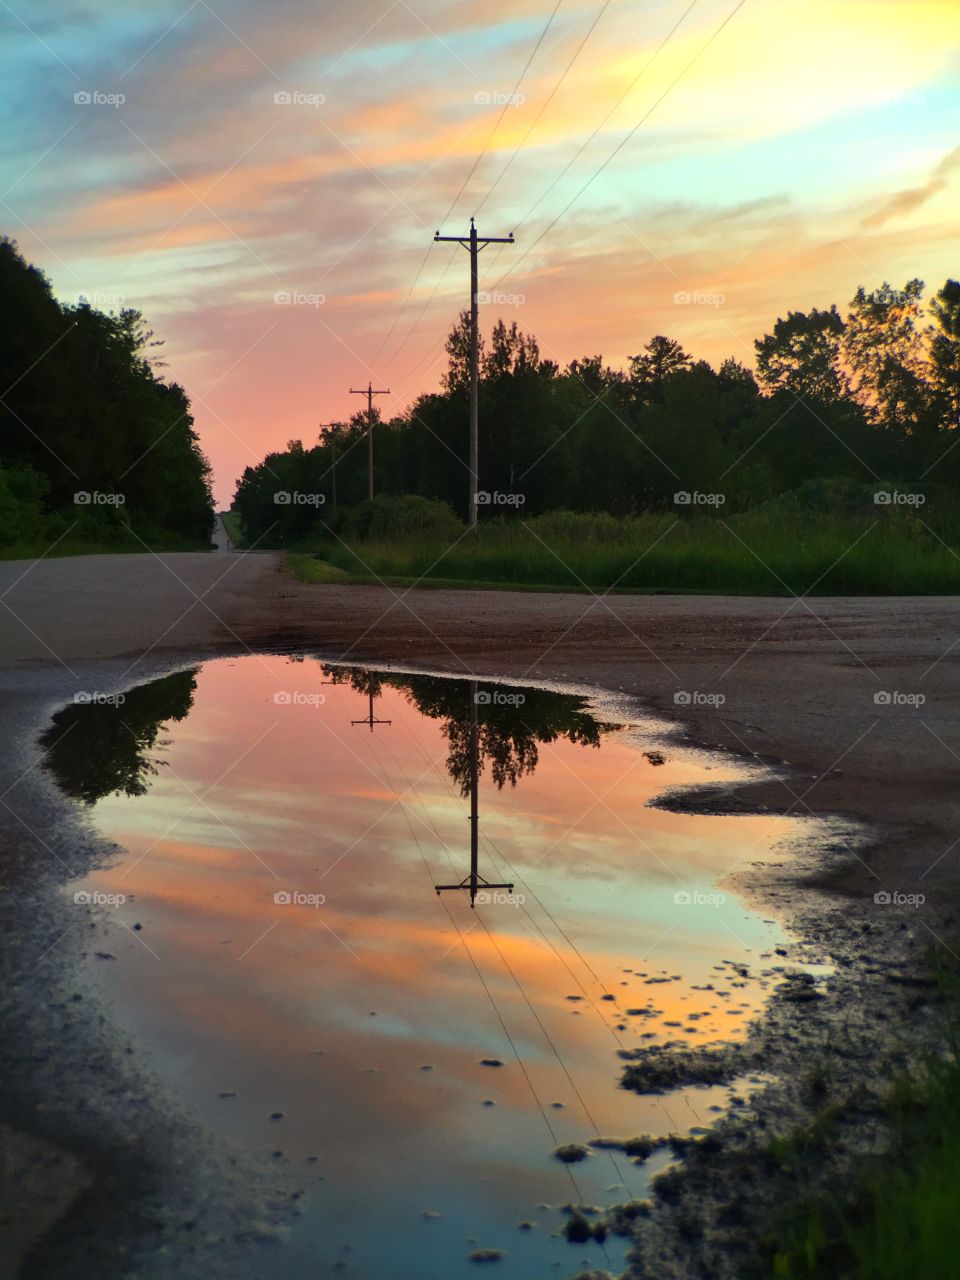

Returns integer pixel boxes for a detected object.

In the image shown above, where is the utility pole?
[351,688,391,732]
[434,218,514,531]
[349,382,389,501]
[435,680,514,908]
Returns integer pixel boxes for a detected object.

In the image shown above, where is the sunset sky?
[2,0,958,504]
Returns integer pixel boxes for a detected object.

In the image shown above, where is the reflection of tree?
[41,670,198,804]
[321,665,612,795]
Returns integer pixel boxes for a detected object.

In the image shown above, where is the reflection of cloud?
[861,146,960,229]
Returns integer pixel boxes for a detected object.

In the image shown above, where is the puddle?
[43,657,803,1278]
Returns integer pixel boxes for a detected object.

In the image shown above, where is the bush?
[0,463,48,543]
[342,494,463,541]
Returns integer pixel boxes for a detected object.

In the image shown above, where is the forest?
[234,276,960,547]
[0,238,214,551]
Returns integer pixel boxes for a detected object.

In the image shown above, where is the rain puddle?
[44,656,802,1279]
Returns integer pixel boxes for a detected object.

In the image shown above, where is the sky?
[1,0,958,506]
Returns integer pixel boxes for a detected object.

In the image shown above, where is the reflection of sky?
[72,656,797,1278]
[2,2,958,502]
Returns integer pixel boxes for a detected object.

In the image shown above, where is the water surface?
[46,657,799,1279]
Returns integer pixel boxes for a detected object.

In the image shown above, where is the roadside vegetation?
[278,495,959,595]
[767,962,960,1279]
[232,275,960,594]
[0,238,214,559]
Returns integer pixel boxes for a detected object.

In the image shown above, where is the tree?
[754,306,848,402]
[628,335,692,402]
[843,279,928,433]
[927,279,960,432]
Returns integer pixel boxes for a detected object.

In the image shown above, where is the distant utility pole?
[434,218,514,531]
[349,382,390,501]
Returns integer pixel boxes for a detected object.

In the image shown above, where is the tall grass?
[297,509,960,595]
[770,967,960,1279]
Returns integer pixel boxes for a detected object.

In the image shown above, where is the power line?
[474,0,614,219]
[488,0,747,293]
[439,0,565,225]
[373,0,565,375]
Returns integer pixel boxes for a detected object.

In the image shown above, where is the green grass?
[219,510,244,547]
[286,510,960,596]
[768,964,960,1280]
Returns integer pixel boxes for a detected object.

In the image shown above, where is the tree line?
[0,238,214,547]
[234,276,960,542]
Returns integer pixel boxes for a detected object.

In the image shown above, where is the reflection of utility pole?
[349,383,389,501]
[434,218,514,532]
[435,680,514,908]
[351,689,391,732]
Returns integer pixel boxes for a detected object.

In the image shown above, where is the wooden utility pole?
[351,689,391,732]
[349,382,389,501]
[435,680,514,908]
[434,218,514,531]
